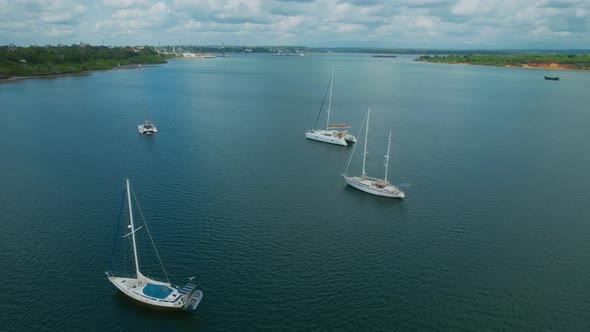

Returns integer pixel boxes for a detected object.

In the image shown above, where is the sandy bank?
[515,62,579,70]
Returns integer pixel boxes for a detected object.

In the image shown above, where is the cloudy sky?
[1,0,589,49]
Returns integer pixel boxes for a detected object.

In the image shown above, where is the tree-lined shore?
[416,54,590,70]
[3,44,590,80]
[0,45,167,79]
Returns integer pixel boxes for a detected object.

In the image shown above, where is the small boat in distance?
[306,66,357,146]
[544,76,560,81]
[138,103,157,134]
[138,120,157,134]
[342,109,405,198]
[106,179,203,311]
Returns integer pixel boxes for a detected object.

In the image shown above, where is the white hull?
[306,130,347,146]
[138,125,157,134]
[108,276,186,310]
[343,175,405,198]
[107,275,203,311]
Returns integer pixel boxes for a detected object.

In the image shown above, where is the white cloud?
[95,0,175,36]
[102,0,143,9]
[41,4,87,24]
[530,26,572,38]
[1,0,589,48]
[413,16,436,29]
[452,0,485,15]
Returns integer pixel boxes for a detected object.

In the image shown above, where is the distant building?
[124,46,136,52]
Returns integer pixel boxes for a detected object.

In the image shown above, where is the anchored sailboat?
[106,179,203,311]
[138,119,157,134]
[138,100,157,134]
[342,109,405,198]
[305,67,357,146]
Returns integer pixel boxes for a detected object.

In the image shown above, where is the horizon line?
[3,43,590,52]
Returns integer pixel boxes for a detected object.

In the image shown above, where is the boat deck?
[343,175,405,198]
[143,283,173,299]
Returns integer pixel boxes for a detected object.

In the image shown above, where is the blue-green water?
[1,54,590,330]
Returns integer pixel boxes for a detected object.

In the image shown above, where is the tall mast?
[326,66,334,130]
[126,179,141,278]
[362,108,370,180]
[384,131,391,183]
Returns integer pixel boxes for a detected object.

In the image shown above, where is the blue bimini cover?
[143,283,173,299]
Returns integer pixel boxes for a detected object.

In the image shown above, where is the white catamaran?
[342,109,405,198]
[305,67,357,146]
[138,101,157,134]
[138,119,157,134]
[106,179,203,311]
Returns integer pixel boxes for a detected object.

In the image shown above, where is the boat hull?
[343,175,405,198]
[107,275,201,311]
[306,130,347,146]
[119,292,188,312]
[138,126,157,134]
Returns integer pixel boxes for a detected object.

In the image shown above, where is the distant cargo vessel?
[544,76,560,81]
[373,55,397,58]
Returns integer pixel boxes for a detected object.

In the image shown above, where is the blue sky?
[1,0,589,49]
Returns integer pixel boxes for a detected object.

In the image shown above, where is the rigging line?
[109,188,127,273]
[344,114,366,175]
[313,76,333,130]
[131,188,170,284]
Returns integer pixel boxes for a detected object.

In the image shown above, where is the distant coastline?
[0,44,168,81]
[3,44,590,81]
[0,64,161,83]
[415,54,590,71]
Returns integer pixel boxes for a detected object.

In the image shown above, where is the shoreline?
[417,60,589,71]
[508,63,583,71]
[0,63,162,83]
[168,56,217,60]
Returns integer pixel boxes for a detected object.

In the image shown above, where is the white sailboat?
[138,119,157,134]
[106,179,203,311]
[342,109,405,198]
[305,67,357,146]
[138,102,157,134]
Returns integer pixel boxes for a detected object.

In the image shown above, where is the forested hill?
[0,45,167,79]
[416,54,590,70]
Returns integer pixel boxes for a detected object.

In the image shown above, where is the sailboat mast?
[362,108,370,180]
[326,66,334,130]
[126,179,141,277]
[384,131,391,182]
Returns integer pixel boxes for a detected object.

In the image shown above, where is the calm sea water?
[1,54,590,330]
